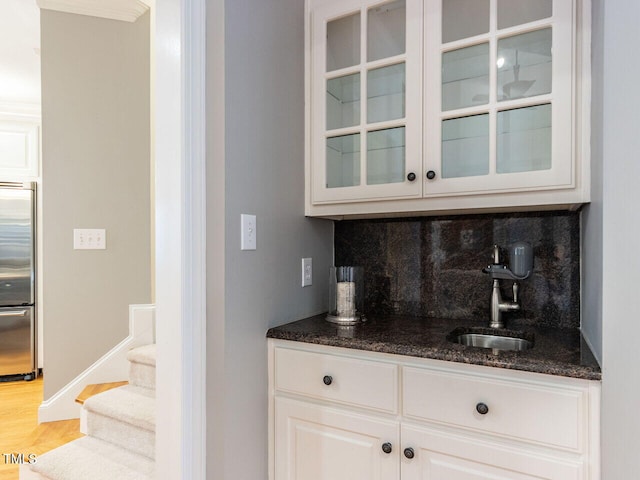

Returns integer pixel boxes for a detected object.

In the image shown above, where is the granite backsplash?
[334,211,580,329]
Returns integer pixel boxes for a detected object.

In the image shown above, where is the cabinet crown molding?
[37,0,150,23]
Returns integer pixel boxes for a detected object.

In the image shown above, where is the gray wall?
[589,0,640,476]
[581,0,604,364]
[40,11,151,399]
[206,0,334,477]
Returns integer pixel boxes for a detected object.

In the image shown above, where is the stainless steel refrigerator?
[0,182,36,380]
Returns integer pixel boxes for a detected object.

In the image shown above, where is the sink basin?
[448,327,534,352]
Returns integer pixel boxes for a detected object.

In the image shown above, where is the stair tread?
[127,344,156,366]
[29,436,154,480]
[76,381,128,405]
[83,385,155,432]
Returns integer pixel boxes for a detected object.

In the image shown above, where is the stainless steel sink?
[454,333,533,351]
[448,327,534,352]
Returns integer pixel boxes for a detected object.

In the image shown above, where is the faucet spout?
[490,279,520,329]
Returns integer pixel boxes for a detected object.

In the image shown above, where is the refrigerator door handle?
[0,309,27,317]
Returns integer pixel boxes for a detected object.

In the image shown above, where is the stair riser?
[129,363,155,390]
[19,465,47,480]
[20,436,155,480]
[85,412,155,460]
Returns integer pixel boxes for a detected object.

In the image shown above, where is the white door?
[275,397,400,480]
[423,0,574,197]
[310,0,423,204]
[401,424,583,480]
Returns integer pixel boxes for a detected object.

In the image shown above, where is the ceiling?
[0,0,41,106]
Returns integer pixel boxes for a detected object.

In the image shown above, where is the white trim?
[588,381,601,479]
[182,0,207,477]
[36,0,150,22]
[37,304,155,423]
[0,102,41,119]
[154,0,183,475]
[154,0,207,477]
[576,0,592,202]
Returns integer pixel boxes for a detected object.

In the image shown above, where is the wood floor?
[75,381,127,405]
[0,377,83,480]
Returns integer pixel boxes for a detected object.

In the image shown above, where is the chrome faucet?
[483,244,531,329]
[490,279,520,329]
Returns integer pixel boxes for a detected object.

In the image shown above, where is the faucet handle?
[492,245,501,264]
[512,282,519,303]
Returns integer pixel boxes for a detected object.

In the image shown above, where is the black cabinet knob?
[407,172,416,182]
[323,375,333,386]
[476,402,489,415]
[426,170,436,180]
[403,447,415,459]
[381,442,392,454]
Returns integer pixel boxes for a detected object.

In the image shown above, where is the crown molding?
[37,0,150,23]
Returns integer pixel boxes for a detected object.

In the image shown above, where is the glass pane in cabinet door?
[442,0,489,43]
[442,43,489,111]
[327,73,361,130]
[497,28,552,101]
[327,13,361,72]
[497,104,551,173]
[368,0,406,62]
[442,114,489,178]
[326,134,361,188]
[368,63,405,123]
[367,127,405,185]
[498,0,552,30]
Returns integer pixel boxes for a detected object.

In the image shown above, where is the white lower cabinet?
[275,398,400,480]
[269,340,600,480]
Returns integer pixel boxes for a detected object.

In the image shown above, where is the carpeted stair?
[20,344,156,480]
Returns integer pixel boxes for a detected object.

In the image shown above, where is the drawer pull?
[322,375,333,386]
[403,447,415,459]
[381,442,392,454]
[476,402,489,415]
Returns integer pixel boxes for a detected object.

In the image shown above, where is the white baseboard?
[38,304,155,423]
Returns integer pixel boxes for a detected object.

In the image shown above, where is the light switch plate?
[74,229,106,250]
[302,258,312,287]
[241,214,256,250]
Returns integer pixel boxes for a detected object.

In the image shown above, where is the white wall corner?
[36,0,150,23]
[37,304,155,423]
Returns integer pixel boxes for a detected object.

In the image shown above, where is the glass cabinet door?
[424,0,573,196]
[311,0,422,204]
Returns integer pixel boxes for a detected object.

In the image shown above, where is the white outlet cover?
[302,257,312,287]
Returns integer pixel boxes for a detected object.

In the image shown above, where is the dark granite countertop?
[266,314,601,381]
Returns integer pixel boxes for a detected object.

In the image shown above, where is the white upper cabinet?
[305,0,590,217]
[424,0,572,196]
[310,0,423,203]
[0,115,40,179]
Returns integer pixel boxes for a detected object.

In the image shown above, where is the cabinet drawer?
[403,366,584,450]
[274,347,398,413]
